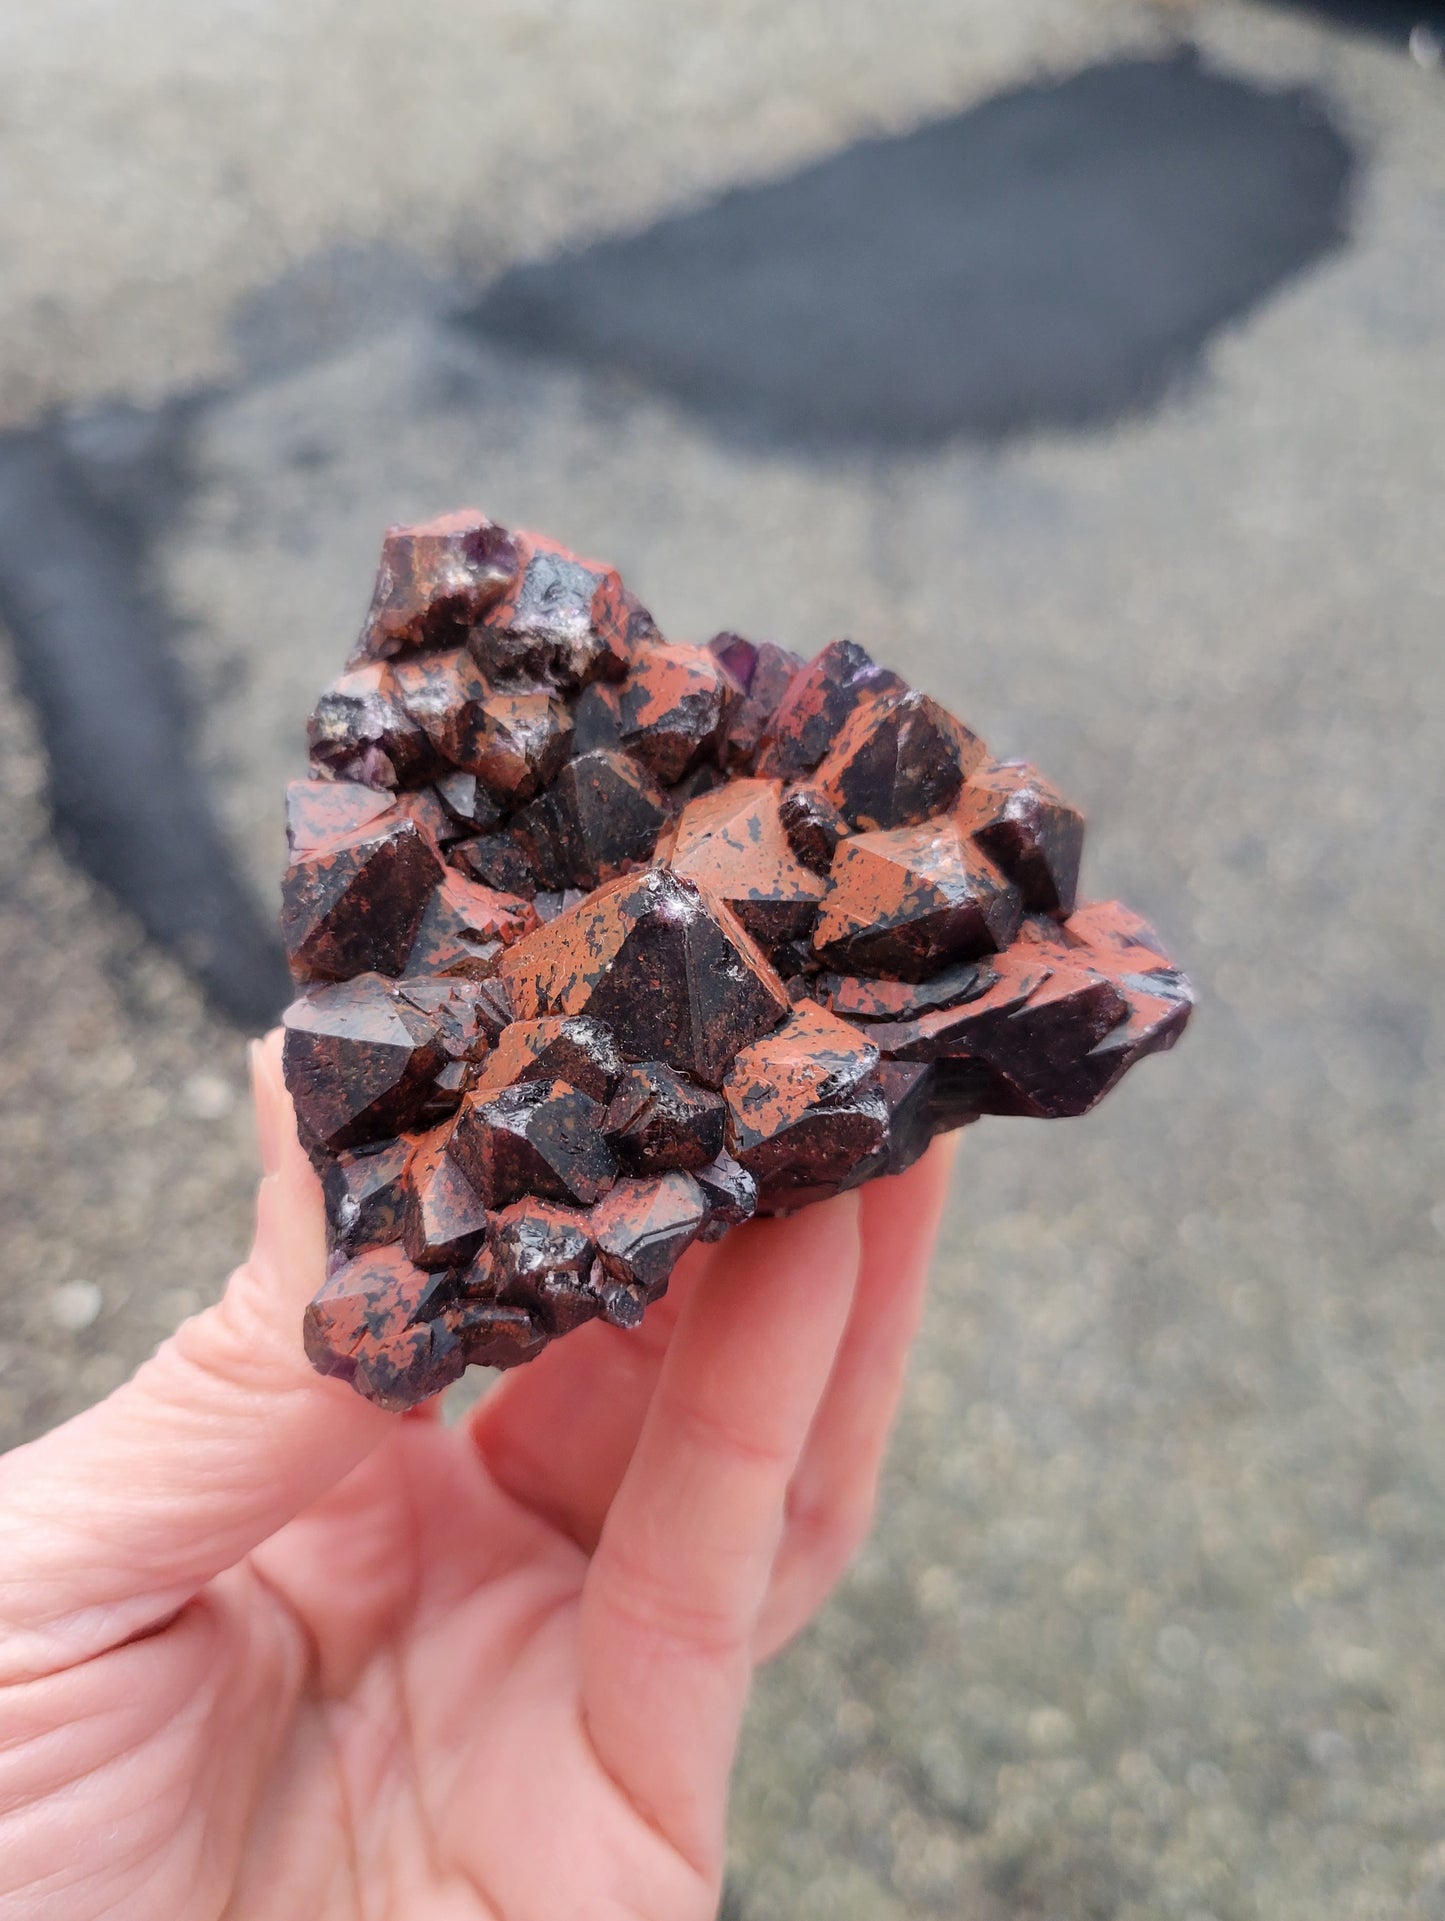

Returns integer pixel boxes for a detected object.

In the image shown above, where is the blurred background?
[1,1,1443,1914]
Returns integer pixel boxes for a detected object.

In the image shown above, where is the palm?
[214,1304,729,1921]
[185,1421,703,1919]
[0,1039,953,1921]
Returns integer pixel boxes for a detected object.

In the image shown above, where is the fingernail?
[250,1038,285,1179]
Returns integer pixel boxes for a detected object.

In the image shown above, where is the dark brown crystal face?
[283,509,1192,1409]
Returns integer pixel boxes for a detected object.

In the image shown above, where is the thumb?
[0,1030,392,1685]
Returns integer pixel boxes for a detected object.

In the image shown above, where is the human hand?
[0,1032,954,1920]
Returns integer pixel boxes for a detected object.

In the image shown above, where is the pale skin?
[0,1033,954,1921]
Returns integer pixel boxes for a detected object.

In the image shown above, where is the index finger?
[577,1191,863,1876]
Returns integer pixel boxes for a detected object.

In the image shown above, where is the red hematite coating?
[282,811,444,982]
[486,1196,601,1335]
[283,511,1193,1409]
[756,638,906,781]
[286,777,396,853]
[446,1077,618,1209]
[513,748,670,891]
[953,759,1085,916]
[606,1061,727,1173]
[590,1172,709,1324]
[405,871,538,978]
[708,633,804,771]
[812,817,1023,980]
[401,1128,489,1269]
[474,531,640,687]
[657,777,827,954]
[616,642,732,783]
[808,688,986,833]
[498,868,792,1088]
[470,1014,622,1103]
[349,510,518,666]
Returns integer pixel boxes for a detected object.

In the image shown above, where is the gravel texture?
[2,3,1443,1916]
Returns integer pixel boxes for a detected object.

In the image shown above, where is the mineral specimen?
[283,508,1192,1408]
[403,1131,491,1270]
[349,511,517,664]
[812,818,1022,979]
[605,1061,727,1173]
[806,688,984,832]
[723,998,887,1200]
[446,1079,618,1209]
[284,974,444,1155]
[498,867,791,1088]
[590,1173,709,1324]
[512,748,670,890]
[616,642,732,783]
[487,1197,601,1335]
[281,810,443,981]
[657,777,827,954]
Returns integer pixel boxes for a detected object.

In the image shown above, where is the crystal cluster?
[281,511,1191,1409]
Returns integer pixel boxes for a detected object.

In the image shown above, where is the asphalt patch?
[470,52,1355,448]
[0,413,293,1029]
[1276,2,1445,45]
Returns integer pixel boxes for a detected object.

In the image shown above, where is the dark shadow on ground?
[0,415,293,1029]
[1273,1,1445,44]
[0,244,468,1029]
[468,52,1354,450]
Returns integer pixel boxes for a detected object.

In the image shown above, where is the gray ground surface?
[2,3,1444,1916]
